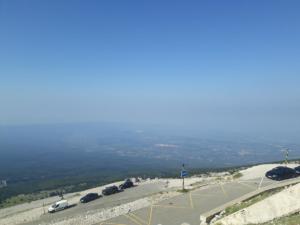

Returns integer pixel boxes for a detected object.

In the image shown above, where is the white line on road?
[258,176,264,189]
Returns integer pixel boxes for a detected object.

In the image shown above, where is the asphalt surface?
[19,175,300,225]
[24,182,165,225]
[99,177,300,225]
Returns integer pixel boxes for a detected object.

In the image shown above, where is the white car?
[48,200,68,213]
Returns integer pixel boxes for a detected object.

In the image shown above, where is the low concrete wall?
[203,177,300,223]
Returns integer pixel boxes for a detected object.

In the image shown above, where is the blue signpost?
[181,170,188,178]
[181,164,188,190]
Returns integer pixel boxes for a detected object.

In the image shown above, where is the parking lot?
[98,177,289,225]
[23,182,166,225]
[15,166,300,225]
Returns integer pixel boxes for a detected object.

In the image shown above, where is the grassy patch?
[250,212,300,225]
[224,186,284,216]
[233,172,243,179]
[177,188,190,193]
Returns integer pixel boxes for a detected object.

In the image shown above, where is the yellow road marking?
[124,214,142,225]
[189,192,194,209]
[129,212,148,224]
[153,204,190,209]
[148,205,153,225]
[219,183,228,197]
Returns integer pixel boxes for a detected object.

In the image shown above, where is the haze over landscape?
[1,0,300,133]
[1,1,300,219]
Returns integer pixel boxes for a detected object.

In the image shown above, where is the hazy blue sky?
[0,0,300,133]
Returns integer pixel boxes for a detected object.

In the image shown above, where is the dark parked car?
[265,166,298,181]
[102,185,119,195]
[119,179,134,189]
[294,166,300,174]
[80,193,100,203]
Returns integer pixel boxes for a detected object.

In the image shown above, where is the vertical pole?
[285,148,289,166]
[182,163,185,191]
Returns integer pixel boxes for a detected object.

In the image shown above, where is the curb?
[202,177,300,223]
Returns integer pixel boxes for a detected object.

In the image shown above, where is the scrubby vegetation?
[250,212,300,225]
[177,188,190,193]
[224,187,285,216]
[233,172,243,179]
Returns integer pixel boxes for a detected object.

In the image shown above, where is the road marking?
[153,204,190,209]
[148,205,153,225]
[189,192,194,209]
[124,214,143,225]
[219,183,228,197]
[258,176,264,189]
[129,212,148,224]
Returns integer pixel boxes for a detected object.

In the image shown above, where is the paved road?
[99,177,300,225]
[24,182,165,225]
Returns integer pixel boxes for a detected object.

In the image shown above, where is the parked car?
[294,166,300,174]
[119,179,134,189]
[102,185,119,195]
[80,193,100,203]
[48,200,68,213]
[265,166,298,180]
